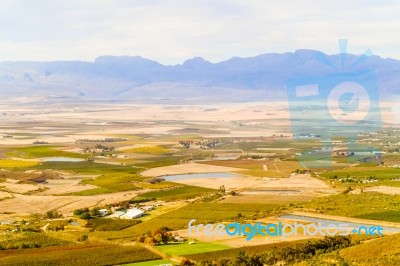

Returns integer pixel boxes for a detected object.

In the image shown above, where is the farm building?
[108,211,125,218]
[98,209,109,217]
[120,208,144,219]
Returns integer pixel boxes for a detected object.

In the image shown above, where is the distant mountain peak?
[182,57,211,67]
[94,55,161,67]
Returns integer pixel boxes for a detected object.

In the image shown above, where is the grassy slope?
[340,234,400,265]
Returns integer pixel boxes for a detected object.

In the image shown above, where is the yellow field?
[123,145,171,155]
[0,159,38,168]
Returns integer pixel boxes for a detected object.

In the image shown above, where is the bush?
[180,258,195,266]
[77,235,88,242]
[79,212,91,220]
[45,210,62,219]
[73,208,89,216]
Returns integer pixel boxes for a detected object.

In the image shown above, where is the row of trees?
[136,227,182,246]
[179,139,222,149]
[82,144,116,156]
[196,236,353,266]
[73,207,102,220]
[45,210,62,219]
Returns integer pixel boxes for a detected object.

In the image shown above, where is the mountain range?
[0,49,399,102]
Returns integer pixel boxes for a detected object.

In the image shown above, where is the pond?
[163,172,237,181]
[279,214,400,233]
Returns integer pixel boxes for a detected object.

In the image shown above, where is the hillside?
[339,234,400,265]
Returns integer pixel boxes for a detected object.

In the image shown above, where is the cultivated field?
[140,162,242,177]
[0,190,142,215]
[0,102,399,265]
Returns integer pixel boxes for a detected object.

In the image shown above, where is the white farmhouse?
[120,208,144,219]
[98,209,109,217]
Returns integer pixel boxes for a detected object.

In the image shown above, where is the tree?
[45,210,62,219]
[144,237,157,246]
[180,258,195,266]
[77,235,88,242]
[90,207,100,217]
[152,227,169,244]
[136,235,146,243]
[229,190,237,196]
[219,185,226,194]
[79,212,91,220]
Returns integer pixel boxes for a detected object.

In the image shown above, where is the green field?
[136,156,183,169]
[321,165,400,180]
[138,185,215,201]
[355,210,400,222]
[80,173,142,193]
[6,146,84,159]
[302,192,400,222]
[156,241,229,256]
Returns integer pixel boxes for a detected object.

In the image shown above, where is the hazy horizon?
[1,1,400,64]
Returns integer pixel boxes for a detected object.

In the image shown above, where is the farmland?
[0,159,38,168]
[122,145,172,155]
[6,146,85,159]
[320,165,400,181]
[301,192,400,222]
[339,233,400,265]
[90,203,282,241]
[0,102,399,265]
[0,244,161,266]
[85,218,142,231]
[0,233,71,250]
[138,185,215,201]
[156,241,230,256]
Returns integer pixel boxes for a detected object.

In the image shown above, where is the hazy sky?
[0,0,399,64]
